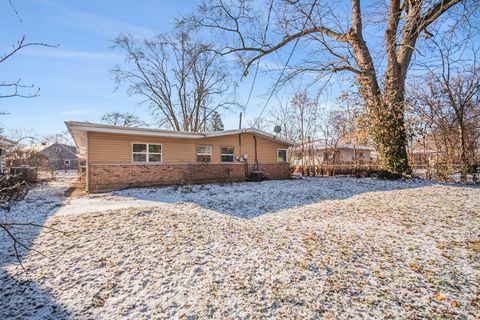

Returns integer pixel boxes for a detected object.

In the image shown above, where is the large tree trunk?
[369,93,411,176]
[458,122,469,182]
[348,0,411,177]
[355,66,411,176]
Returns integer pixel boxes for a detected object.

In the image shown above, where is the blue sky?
[2,1,470,139]
[0,0,278,137]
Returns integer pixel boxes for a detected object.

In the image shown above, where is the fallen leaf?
[409,262,422,272]
[450,300,459,308]
[436,294,446,302]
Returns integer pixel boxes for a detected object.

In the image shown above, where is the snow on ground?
[85,177,433,218]
[0,173,74,319]
[1,177,479,319]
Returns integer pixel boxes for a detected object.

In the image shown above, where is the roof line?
[65,121,295,146]
[0,136,15,145]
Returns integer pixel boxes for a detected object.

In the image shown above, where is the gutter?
[85,135,89,193]
[65,121,296,146]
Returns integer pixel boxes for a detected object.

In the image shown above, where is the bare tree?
[289,91,319,168]
[182,0,476,176]
[1,36,56,99]
[336,90,370,163]
[407,41,480,181]
[0,1,60,272]
[1,1,55,106]
[112,31,238,132]
[319,108,344,164]
[270,100,297,141]
[42,131,75,146]
[248,117,272,131]
[101,112,147,127]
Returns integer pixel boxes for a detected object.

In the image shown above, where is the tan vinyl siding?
[88,131,289,165]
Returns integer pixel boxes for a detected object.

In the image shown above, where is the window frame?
[64,160,71,166]
[131,142,163,164]
[196,144,213,163]
[220,145,235,163]
[277,148,288,163]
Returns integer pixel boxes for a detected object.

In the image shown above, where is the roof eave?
[65,121,296,146]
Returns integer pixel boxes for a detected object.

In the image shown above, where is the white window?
[220,146,234,162]
[64,160,70,166]
[277,149,288,163]
[132,143,162,163]
[196,145,212,163]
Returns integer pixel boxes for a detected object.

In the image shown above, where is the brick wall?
[88,163,290,192]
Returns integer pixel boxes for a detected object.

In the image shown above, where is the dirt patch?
[64,185,84,198]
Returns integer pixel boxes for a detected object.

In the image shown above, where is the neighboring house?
[410,149,439,166]
[291,140,374,166]
[0,136,14,174]
[66,121,294,192]
[408,140,439,166]
[25,142,78,170]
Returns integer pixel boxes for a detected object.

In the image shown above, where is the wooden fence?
[291,163,479,183]
[8,166,38,182]
[291,164,380,177]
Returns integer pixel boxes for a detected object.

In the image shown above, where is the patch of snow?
[1,177,479,319]
[100,177,433,218]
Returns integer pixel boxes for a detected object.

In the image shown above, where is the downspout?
[85,136,89,193]
[253,135,258,170]
[239,132,248,179]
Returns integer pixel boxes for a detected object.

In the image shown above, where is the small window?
[148,144,162,162]
[277,149,287,163]
[64,160,70,166]
[220,146,234,162]
[196,145,212,163]
[132,143,162,163]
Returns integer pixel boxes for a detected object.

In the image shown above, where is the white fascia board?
[64,121,296,146]
[65,121,206,140]
[244,128,295,146]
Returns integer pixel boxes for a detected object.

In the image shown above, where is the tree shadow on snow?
[0,272,70,319]
[108,176,459,219]
[0,181,71,319]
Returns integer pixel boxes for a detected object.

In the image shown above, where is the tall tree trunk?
[458,122,469,182]
[348,0,411,177]
[369,89,411,177]
[356,75,411,176]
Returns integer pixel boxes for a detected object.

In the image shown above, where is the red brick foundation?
[88,163,290,192]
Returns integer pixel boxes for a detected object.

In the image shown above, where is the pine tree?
[208,111,224,131]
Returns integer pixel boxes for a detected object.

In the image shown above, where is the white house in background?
[291,140,374,166]
[408,139,440,166]
[0,136,14,173]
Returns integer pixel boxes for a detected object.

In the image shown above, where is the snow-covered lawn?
[1,177,479,319]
